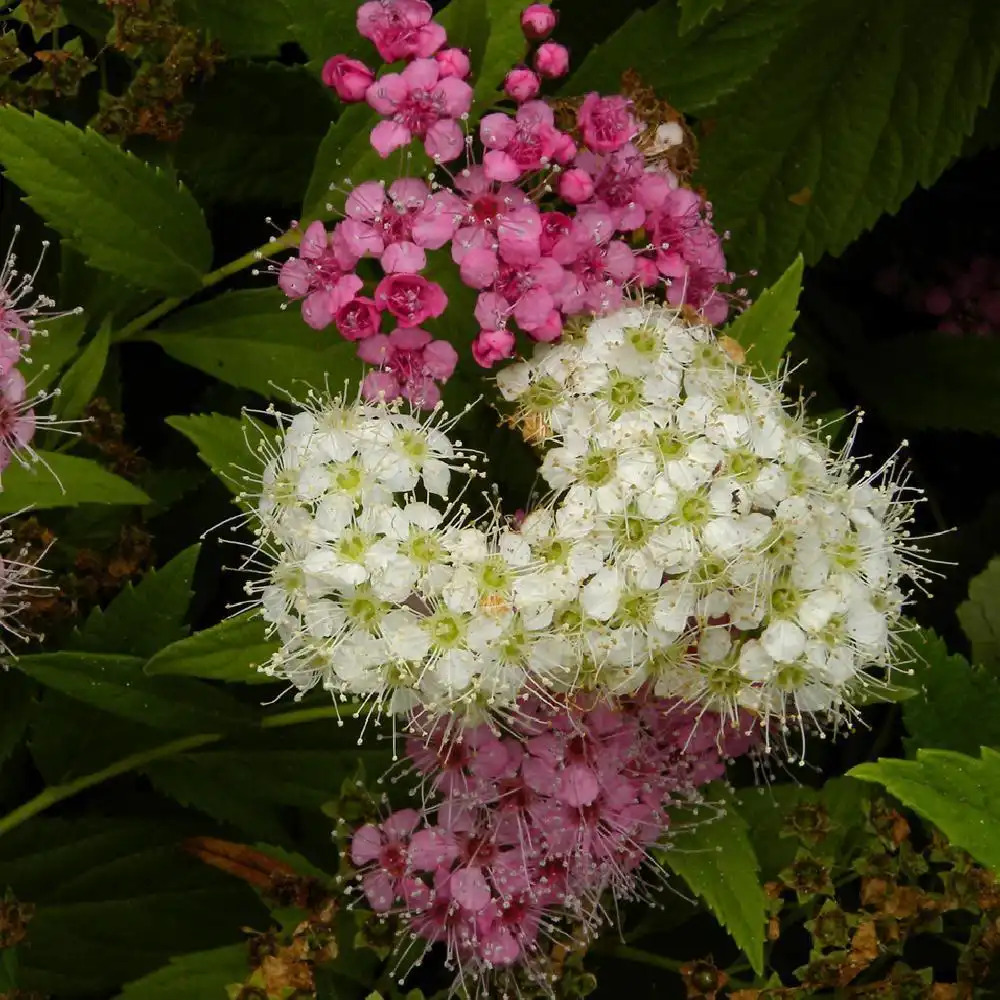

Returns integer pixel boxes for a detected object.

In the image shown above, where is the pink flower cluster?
[291,0,732,406]
[877,256,1000,337]
[350,692,755,980]
[0,235,65,475]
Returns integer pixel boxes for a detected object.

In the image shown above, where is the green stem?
[0,701,362,838]
[111,229,300,344]
[589,942,686,973]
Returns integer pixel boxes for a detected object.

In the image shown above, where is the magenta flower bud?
[435,47,471,79]
[472,329,516,368]
[520,3,557,41]
[557,167,594,204]
[924,286,952,317]
[503,67,541,102]
[533,41,569,79]
[321,54,376,102]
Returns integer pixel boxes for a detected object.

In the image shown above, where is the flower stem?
[589,941,686,973]
[0,701,362,838]
[111,228,300,344]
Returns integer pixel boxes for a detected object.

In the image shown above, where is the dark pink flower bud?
[533,41,569,79]
[321,55,376,102]
[435,47,471,79]
[924,286,951,317]
[503,67,541,102]
[520,4,557,41]
[334,296,382,341]
[557,167,594,204]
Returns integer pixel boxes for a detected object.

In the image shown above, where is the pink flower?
[577,93,638,153]
[472,328,516,368]
[359,327,457,409]
[0,368,35,473]
[451,168,543,267]
[350,810,431,913]
[278,221,363,330]
[479,101,570,182]
[533,40,569,79]
[557,167,594,204]
[373,272,448,326]
[435,47,471,79]
[503,67,541,103]
[356,0,445,62]
[366,57,473,162]
[551,215,635,316]
[341,178,459,267]
[573,143,672,230]
[321,55,375,102]
[520,3,557,41]
[334,296,381,341]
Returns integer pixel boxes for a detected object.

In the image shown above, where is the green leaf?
[0,452,150,512]
[851,747,1000,874]
[678,0,727,34]
[662,785,766,974]
[145,288,358,398]
[0,673,34,770]
[285,0,370,70]
[26,310,87,391]
[302,103,432,222]
[724,254,802,375]
[144,612,278,686]
[958,557,1000,672]
[115,945,248,1000]
[469,0,527,106]
[0,108,212,294]
[849,334,1000,435]
[167,412,266,498]
[564,0,794,113]
[14,651,254,733]
[901,628,1000,757]
[175,0,291,57]
[697,0,1000,285]
[0,818,265,997]
[174,64,335,207]
[54,320,110,419]
[72,545,200,658]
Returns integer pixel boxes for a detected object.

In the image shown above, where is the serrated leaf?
[849,334,1000,434]
[851,747,1000,874]
[0,452,150,511]
[678,0,727,34]
[145,288,358,398]
[901,628,1000,757]
[175,63,335,207]
[25,310,87,391]
[957,557,1000,672]
[698,0,1000,285]
[115,945,248,1000]
[662,784,766,974]
[0,107,212,294]
[144,612,278,686]
[55,319,110,419]
[72,545,200,658]
[175,0,291,57]
[302,103,432,222]
[0,818,265,997]
[167,412,267,499]
[564,0,794,113]
[14,651,253,733]
[724,254,802,375]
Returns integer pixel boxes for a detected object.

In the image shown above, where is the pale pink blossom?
[0,369,37,473]
[551,214,635,315]
[451,168,543,267]
[278,221,362,330]
[359,326,457,408]
[321,55,375,102]
[434,47,471,79]
[356,0,445,62]
[479,101,571,182]
[366,58,473,162]
[577,92,638,153]
[503,67,541,103]
[520,3,557,40]
[533,40,569,79]
[573,142,673,230]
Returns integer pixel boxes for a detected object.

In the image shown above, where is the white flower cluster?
[495,303,924,729]
[250,391,570,719]
[252,306,923,731]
